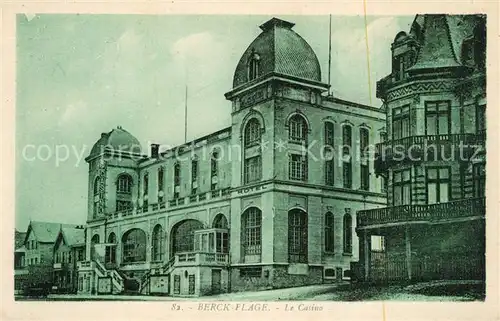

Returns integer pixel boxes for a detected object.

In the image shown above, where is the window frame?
[324,212,335,253]
[288,209,308,264]
[343,214,352,255]
[288,114,308,144]
[393,168,412,206]
[425,101,451,136]
[425,166,451,205]
[241,208,262,260]
[392,105,410,140]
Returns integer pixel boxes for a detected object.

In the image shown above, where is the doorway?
[211,269,222,294]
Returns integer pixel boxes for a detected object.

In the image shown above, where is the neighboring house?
[53,226,86,293]
[80,17,387,297]
[15,221,81,294]
[355,14,486,283]
[14,230,27,294]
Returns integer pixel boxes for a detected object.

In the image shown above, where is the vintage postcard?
[2,1,498,321]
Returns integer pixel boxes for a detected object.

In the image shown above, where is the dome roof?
[232,18,322,89]
[88,126,142,158]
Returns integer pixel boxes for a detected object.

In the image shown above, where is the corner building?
[79,17,386,296]
[354,14,486,283]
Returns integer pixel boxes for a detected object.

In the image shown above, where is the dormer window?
[248,50,261,81]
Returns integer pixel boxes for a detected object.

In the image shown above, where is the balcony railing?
[107,188,231,220]
[357,197,485,228]
[375,133,486,169]
[174,251,229,267]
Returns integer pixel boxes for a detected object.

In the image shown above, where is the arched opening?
[93,176,101,218]
[170,220,203,257]
[212,214,228,229]
[241,207,262,263]
[152,224,164,262]
[288,114,309,143]
[90,234,100,260]
[121,228,147,264]
[288,209,308,263]
[105,233,117,264]
[244,118,261,147]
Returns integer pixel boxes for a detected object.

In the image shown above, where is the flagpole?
[184,85,188,144]
[328,14,332,96]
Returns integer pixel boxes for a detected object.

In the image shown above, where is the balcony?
[107,188,231,220]
[175,252,229,267]
[375,134,485,173]
[357,197,485,228]
[77,261,94,271]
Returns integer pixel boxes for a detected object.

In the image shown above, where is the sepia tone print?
[14,14,486,301]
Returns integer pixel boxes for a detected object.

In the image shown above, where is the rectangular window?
[476,103,486,135]
[289,154,307,181]
[244,156,262,184]
[425,101,450,135]
[473,163,486,198]
[188,275,195,295]
[426,167,450,204]
[393,168,411,206]
[143,173,149,196]
[360,164,370,191]
[370,235,386,252]
[191,159,198,182]
[325,160,334,186]
[381,176,388,193]
[343,161,352,189]
[116,200,131,212]
[392,105,410,140]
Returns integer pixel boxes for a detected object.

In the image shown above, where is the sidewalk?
[45,284,344,301]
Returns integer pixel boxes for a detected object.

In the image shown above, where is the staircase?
[139,256,176,294]
[93,253,124,294]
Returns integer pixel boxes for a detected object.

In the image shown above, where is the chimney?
[151,144,160,158]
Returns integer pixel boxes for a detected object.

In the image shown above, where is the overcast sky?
[15,14,415,231]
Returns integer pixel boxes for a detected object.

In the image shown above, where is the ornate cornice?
[386,79,456,102]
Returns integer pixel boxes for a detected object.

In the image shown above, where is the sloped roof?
[408,14,485,72]
[25,221,78,244]
[408,14,461,71]
[232,17,322,89]
[15,230,27,249]
[60,226,85,247]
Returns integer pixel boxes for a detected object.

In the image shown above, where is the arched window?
[325,212,335,253]
[117,174,132,194]
[343,214,352,254]
[288,209,308,263]
[244,118,261,147]
[324,122,334,147]
[171,220,203,256]
[248,51,260,81]
[289,114,308,143]
[105,233,116,264]
[342,125,353,189]
[241,207,262,262]
[360,128,369,157]
[121,229,147,263]
[152,225,164,262]
[211,151,219,190]
[157,167,164,203]
[93,176,101,217]
[90,234,100,260]
[173,163,180,199]
[212,214,228,229]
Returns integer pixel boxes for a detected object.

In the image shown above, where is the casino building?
[78,17,386,296]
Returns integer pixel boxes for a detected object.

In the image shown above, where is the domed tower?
[225,17,329,189]
[84,126,144,222]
